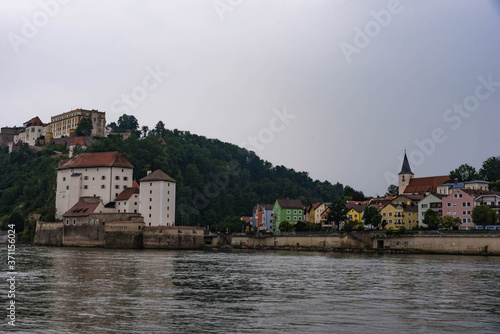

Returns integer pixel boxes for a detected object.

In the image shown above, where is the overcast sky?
[1,0,500,197]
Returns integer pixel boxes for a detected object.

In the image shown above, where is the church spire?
[399,150,414,175]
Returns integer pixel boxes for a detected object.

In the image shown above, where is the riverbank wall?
[35,221,204,249]
[229,232,500,255]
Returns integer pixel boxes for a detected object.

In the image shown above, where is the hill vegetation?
[0,124,345,233]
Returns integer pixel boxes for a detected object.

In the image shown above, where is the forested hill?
[0,128,344,229]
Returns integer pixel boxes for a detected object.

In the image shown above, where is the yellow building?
[391,194,422,229]
[346,203,366,223]
[49,109,106,139]
[380,204,405,230]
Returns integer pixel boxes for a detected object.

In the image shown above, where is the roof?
[23,116,47,127]
[57,151,134,170]
[464,180,489,184]
[458,188,484,197]
[132,180,140,189]
[241,216,253,223]
[70,136,86,146]
[276,199,304,209]
[399,151,414,175]
[114,187,140,201]
[63,197,101,217]
[346,203,367,213]
[403,175,450,194]
[139,169,176,183]
[394,194,425,202]
[263,204,274,210]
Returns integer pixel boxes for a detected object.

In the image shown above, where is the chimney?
[147,170,152,175]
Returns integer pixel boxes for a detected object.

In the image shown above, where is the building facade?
[418,193,445,228]
[442,188,481,230]
[49,109,106,138]
[55,151,134,219]
[139,169,176,227]
[272,199,304,232]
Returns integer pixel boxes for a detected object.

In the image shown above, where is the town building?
[272,199,304,232]
[139,169,176,227]
[442,188,482,230]
[48,108,106,139]
[418,193,445,228]
[398,151,449,195]
[475,191,500,219]
[346,202,367,224]
[16,116,49,146]
[55,151,135,219]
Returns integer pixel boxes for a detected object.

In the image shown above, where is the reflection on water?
[1,246,500,333]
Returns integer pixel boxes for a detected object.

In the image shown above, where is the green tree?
[327,199,348,230]
[441,216,460,230]
[75,118,93,137]
[385,184,399,196]
[279,220,293,232]
[117,114,139,131]
[343,185,365,201]
[6,212,25,232]
[488,179,500,192]
[472,205,497,227]
[423,209,440,230]
[449,163,479,182]
[479,156,500,181]
[363,205,382,230]
[141,125,149,138]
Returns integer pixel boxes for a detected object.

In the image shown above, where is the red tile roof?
[139,169,176,182]
[114,187,140,201]
[403,176,450,194]
[24,116,47,127]
[132,180,140,189]
[63,197,101,217]
[57,151,134,170]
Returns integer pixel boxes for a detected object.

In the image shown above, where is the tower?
[398,150,414,195]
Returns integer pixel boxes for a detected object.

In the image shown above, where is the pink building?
[442,188,482,230]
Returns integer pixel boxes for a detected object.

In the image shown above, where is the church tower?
[398,150,414,194]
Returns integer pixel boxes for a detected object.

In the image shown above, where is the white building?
[139,169,176,227]
[56,151,134,219]
[17,116,49,146]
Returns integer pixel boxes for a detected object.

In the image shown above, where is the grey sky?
[1,0,499,197]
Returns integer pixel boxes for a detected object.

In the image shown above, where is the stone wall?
[143,226,204,249]
[34,222,63,246]
[373,235,500,255]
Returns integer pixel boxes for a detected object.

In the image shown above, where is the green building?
[272,199,304,232]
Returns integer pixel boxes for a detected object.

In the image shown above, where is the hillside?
[0,129,344,230]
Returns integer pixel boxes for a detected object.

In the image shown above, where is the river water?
[1,246,500,333]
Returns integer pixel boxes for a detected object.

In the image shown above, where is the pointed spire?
[399,149,414,175]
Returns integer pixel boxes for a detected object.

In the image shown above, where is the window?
[115,185,120,189]
[150,183,152,186]
[421,204,428,208]
[287,210,291,214]
[134,202,137,205]
[84,176,88,180]
[150,190,152,194]
[150,198,152,202]
[287,216,291,221]
[73,219,76,225]
[447,203,451,207]
[63,177,66,181]
[123,176,128,181]
[149,214,152,218]
[383,213,386,217]
[123,185,126,189]
[149,206,152,210]
[389,212,392,217]
[452,203,456,207]
[115,176,120,180]
[84,185,88,189]
[66,186,69,190]
[293,210,297,215]
[102,176,106,180]
[101,185,106,189]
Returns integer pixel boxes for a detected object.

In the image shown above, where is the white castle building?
[55,151,176,226]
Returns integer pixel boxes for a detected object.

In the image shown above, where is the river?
[1,246,500,333]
